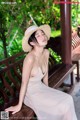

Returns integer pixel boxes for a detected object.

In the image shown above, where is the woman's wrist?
[18,102,22,108]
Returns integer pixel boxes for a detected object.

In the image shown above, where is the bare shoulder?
[23,52,35,65]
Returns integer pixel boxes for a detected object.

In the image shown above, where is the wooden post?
[60,0,72,64]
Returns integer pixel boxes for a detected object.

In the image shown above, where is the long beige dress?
[24,67,77,120]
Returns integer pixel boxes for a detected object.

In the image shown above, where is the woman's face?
[34,30,48,47]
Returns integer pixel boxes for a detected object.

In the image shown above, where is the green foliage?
[51,30,61,37]
[72,4,80,28]
[6,26,23,56]
[7,39,22,56]
[0,42,4,60]
[31,2,60,29]
[0,0,61,60]
[48,48,62,64]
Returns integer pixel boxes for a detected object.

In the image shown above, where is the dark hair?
[28,30,46,48]
[28,31,38,48]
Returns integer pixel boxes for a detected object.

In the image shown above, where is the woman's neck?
[32,47,45,58]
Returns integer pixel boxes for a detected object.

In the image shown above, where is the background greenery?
[0,0,80,60]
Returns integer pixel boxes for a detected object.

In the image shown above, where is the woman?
[5,24,77,120]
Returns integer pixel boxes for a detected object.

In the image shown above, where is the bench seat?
[72,32,80,57]
[49,64,76,93]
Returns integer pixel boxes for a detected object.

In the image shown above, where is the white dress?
[24,67,77,120]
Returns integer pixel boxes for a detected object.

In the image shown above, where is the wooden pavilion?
[60,0,72,64]
[0,0,79,119]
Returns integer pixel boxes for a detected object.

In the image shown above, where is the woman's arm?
[5,54,34,114]
[18,54,34,107]
[43,49,49,86]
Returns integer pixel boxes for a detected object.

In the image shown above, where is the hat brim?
[22,24,51,52]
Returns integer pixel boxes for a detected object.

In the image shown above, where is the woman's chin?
[39,42,48,48]
[44,42,48,46]
[43,41,48,45]
[42,43,47,47]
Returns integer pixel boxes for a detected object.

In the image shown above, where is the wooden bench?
[72,54,80,82]
[0,52,35,120]
[71,32,80,82]
[72,31,80,57]
[48,63,76,93]
[0,51,76,119]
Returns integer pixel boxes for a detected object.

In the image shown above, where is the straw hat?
[22,24,51,52]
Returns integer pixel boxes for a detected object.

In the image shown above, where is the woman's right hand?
[5,104,22,114]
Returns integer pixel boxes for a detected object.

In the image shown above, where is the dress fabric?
[24,67,77,120]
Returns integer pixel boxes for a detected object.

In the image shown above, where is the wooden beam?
[60,0,72,64]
